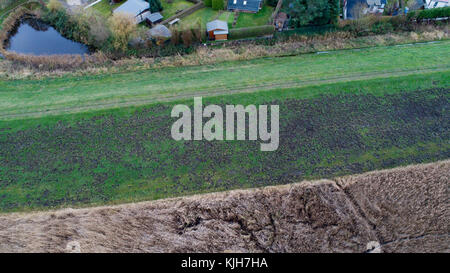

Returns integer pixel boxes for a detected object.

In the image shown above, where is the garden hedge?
[408,7,450,21]
[211,0,224,10]
[283,0,340,27]
[229,25,275,39]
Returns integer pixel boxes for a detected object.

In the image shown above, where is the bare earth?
[0,160,448,253]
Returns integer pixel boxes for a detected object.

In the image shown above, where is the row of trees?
[45,0,206,52]
[147,0,163,13]
[283,0,340,28]
[350,0,431,20]
[204,0,225,10]
[44,0,136,52]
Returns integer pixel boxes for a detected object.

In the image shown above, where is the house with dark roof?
[227,0,263,13]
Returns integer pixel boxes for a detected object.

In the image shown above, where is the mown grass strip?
[0,41,449,120]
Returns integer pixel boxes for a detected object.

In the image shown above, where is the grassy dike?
[0,41,449,120]
[0,71,448,211]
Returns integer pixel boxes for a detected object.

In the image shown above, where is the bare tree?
[351,2,368,19]
[108,13,138,51]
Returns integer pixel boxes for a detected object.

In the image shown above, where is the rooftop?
[227,0,262,13]
[114,0,149,17]
[206,20,229,33]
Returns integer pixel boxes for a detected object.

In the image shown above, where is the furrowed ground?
[0,42,448,211]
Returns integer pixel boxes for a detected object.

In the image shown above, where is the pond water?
[5,18,89,56]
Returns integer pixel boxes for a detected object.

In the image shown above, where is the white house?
[425,0,449,9]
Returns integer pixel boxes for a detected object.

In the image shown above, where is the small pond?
[5,18,90,56]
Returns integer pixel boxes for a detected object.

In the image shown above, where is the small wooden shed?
[206,20,229,41]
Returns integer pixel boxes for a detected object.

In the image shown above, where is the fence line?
[160,2,205,25]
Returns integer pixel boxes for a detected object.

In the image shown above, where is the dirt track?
[0,160,448,253]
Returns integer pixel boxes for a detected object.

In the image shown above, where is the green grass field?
[175,7,222,29]
[161,0,194,19]
[0,41,449,212]
[234,5,273,28]
[91,0,125,17]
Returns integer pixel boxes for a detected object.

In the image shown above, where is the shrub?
[148,0,163,13]
[350,2,367,20]
[267,0,278,7]
[229,25,275,39]
[416,7,450,21]
[204,0,212,7]
[340,14,419,36]
[383,0,399,16]
[212,0,224,10]
[39,6,115,51]
[81,9,111,48]
[283,0,340,27]
[371,19,394,34]
[47,0,63,12]
[181,29,193,46]
[191,27,203,43]
[108,13,137,51]
[170,28,181,45]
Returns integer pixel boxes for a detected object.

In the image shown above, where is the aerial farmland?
[0,0,448,256]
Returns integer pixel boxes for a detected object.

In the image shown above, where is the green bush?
[417,7,450,20]
[371,19,394,34]
[41,7,113,51]
[204,0,212,7]
[283,0,340,27]
[229,25,275,39]
[211,0,224,10]
[342,15,411,36]
[148,0,163,13]
[267,0,278,7]
[407,7,450,21]
[277,24,337,37]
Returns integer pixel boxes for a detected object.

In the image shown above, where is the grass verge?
[0,41,449,120]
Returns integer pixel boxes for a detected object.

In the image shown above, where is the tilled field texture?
[0,78,448,211]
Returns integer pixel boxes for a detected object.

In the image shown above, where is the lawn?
[0,41,449,120]
[91,0,126,17]
[217,10,234,28]
[160,0,194,19]
[176,7,233,29]
[234,5,273,28]
[0,73,448,211]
